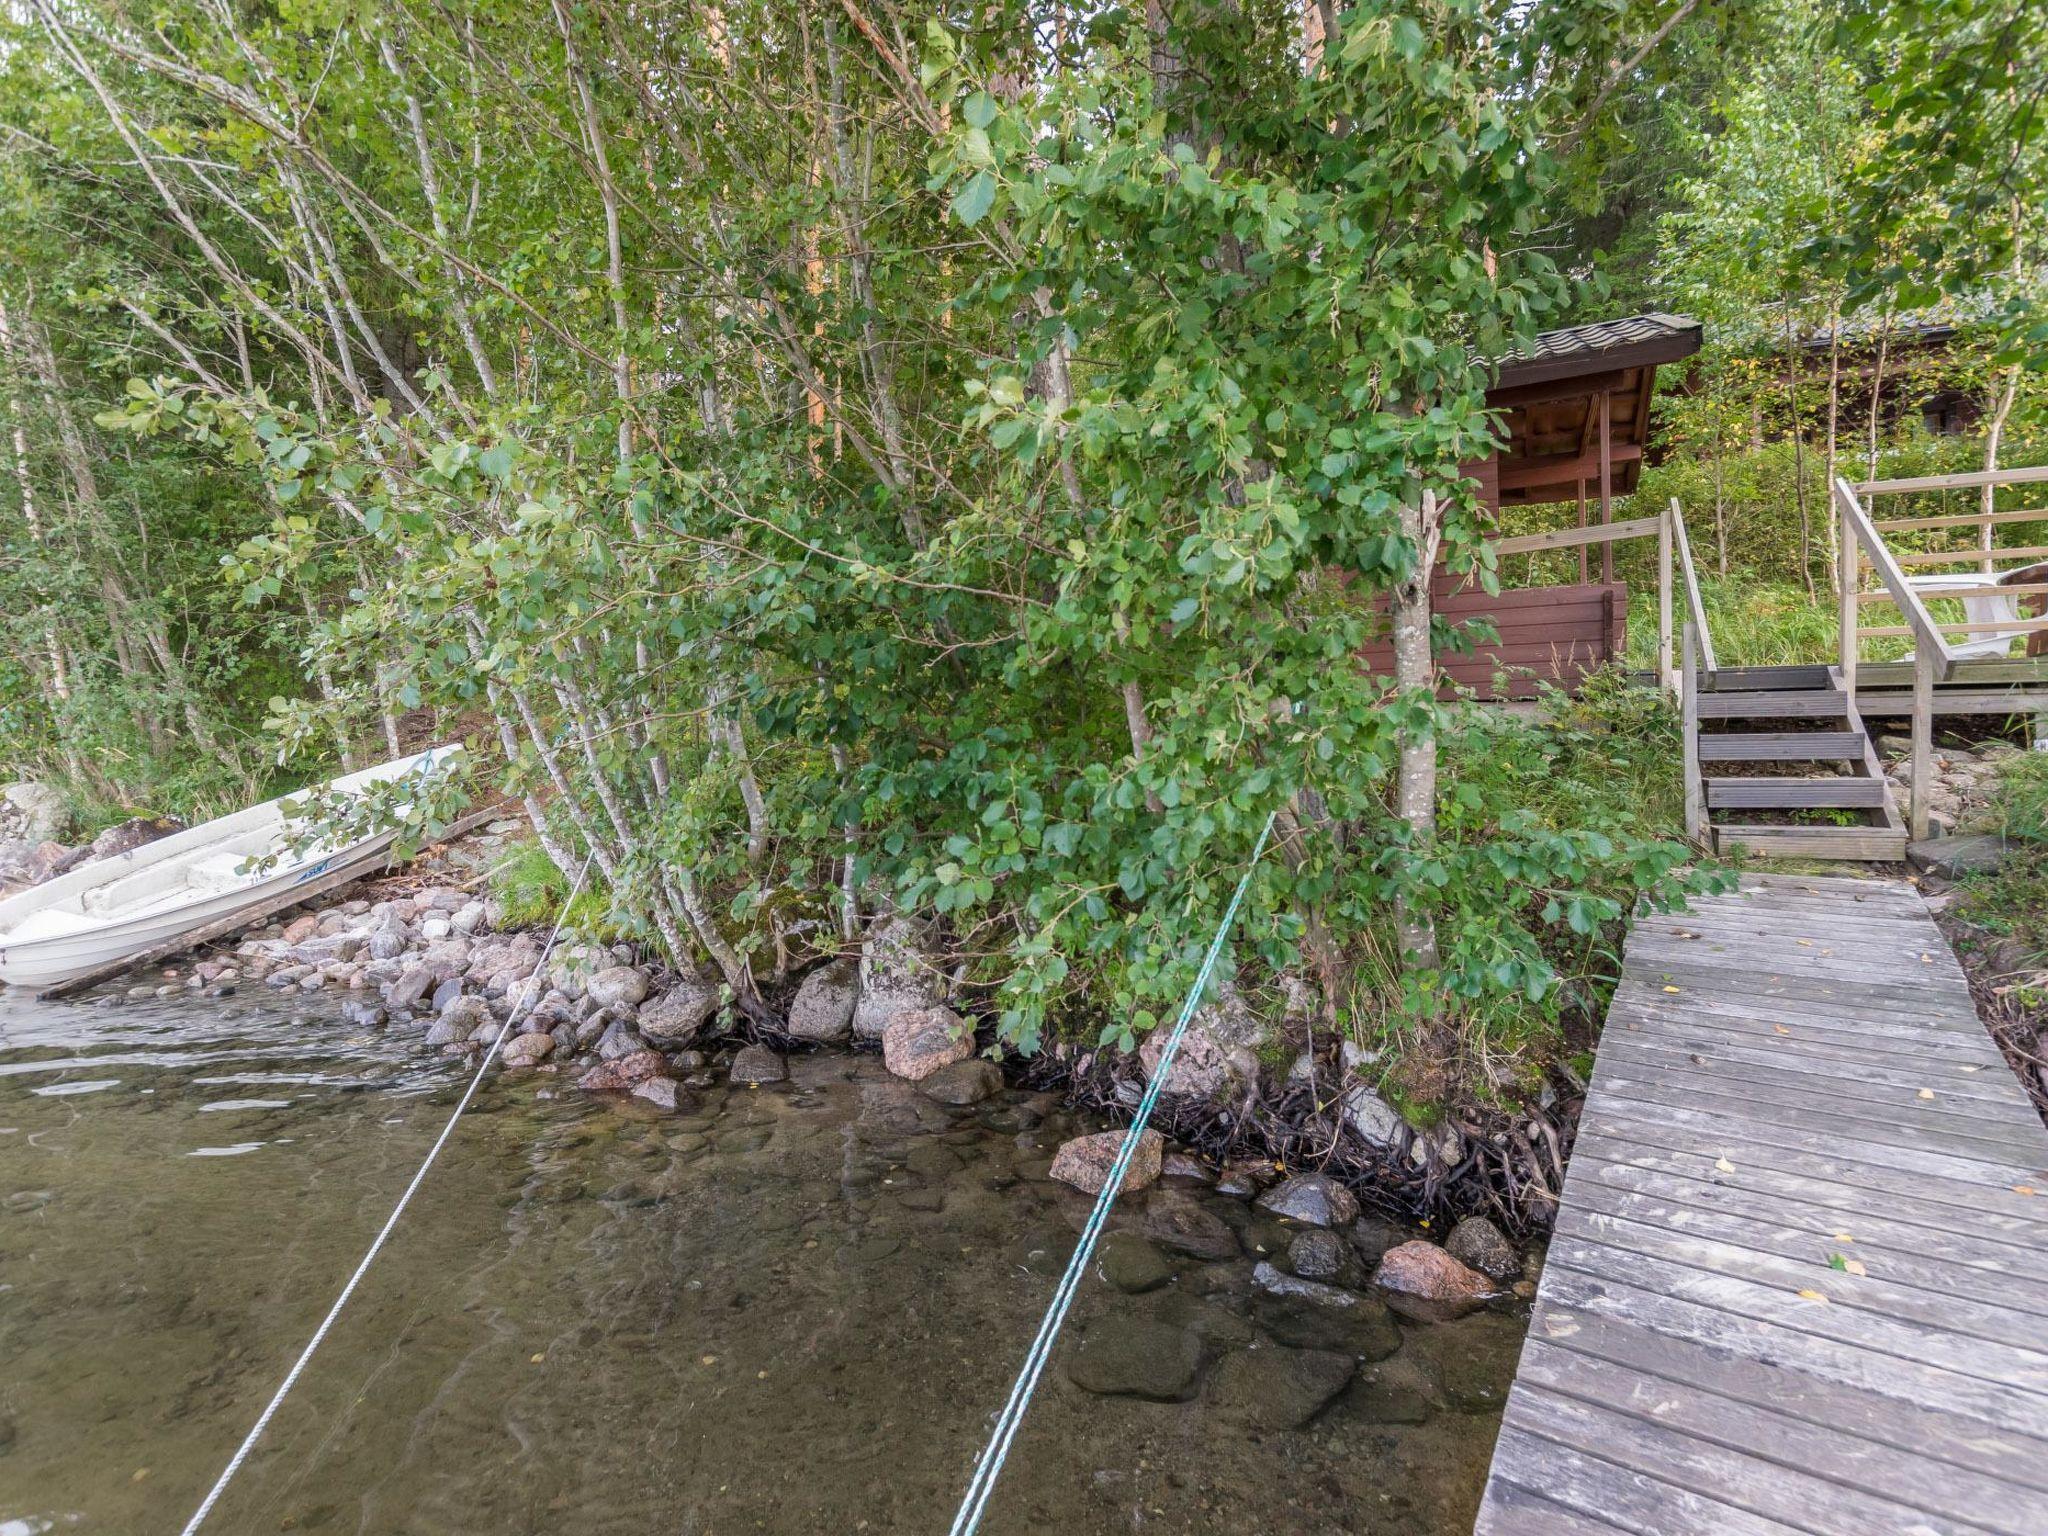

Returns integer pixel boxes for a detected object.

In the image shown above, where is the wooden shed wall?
[1361,576,1627,700]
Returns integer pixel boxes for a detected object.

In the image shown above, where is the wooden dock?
[1475,871,2048,1536]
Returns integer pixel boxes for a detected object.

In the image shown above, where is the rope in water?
[179,852,594,1536]
[947,810,1279,1536]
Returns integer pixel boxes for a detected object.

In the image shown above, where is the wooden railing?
[1667,498,1715,687]
[1835,476,1962,841]
[1490,505,1683,700]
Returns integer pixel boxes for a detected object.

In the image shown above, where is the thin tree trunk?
[1981,364,2020,574]
[1391,489,1441,974]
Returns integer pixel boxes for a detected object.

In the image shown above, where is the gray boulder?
[1,781,69,844]
[441,996,491,1038]
[853,913,943,1039]
[638,980,721,1045]
[730,1045,788,1085]
[1908,832,2020,879]
[917,1058,1002,1106]
[586,965,651,1011]
[1138,973,1266,1100]
[423,1016,467,1047]
[787,956,859,1041]
[1286,1228,1350,1283]
[595,1019,644,1060]
[1341,1083,1407,1147]
[1444,1216,1520,1283]
[501,1031,554,1067]
[1257,1173,1360,1228]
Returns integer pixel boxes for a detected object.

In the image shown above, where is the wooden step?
[1695,689,1847,720]
[1696,731,1866,762]
[1705,776,1889,809]
[1703,664,1834,692]
[1709,824,1908,861]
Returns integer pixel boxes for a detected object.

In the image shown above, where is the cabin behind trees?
[1362,313,1703,699]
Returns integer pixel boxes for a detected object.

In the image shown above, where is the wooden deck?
[1475,871,2048,1536]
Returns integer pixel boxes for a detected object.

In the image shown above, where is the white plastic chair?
[1902,572,2030,660]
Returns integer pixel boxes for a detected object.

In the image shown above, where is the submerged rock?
[1095,1232,1173,1294]
[1372,1240,1498,1321]
[340,999,387,1030]
[1065,1318,1203,1401]
[1286,1228,1350,1283]
[1256,1173,1359,1228]
[1251,1261,1357,1306]
[880,1006,972,1082]
[1346,1214,1411,1268]
[1049,1129,1163,1195]
[1343,1355,1443,1425]
[1250,1263,1401,1358]
[1138,1193,1239,1261]
[631,1077,684,1111]
[1207,1343,1355,1428]
[730,1045,788,1085]
[917,1058,1002,1106]
[577,1050,669,1094]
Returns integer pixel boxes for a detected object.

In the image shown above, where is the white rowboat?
[0,745,463,990]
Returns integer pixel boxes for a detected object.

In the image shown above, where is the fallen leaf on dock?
[1663,985,1681,994]
[1832,1232,1854,1243]
[2015,1185,2038,1197]
[1714,1156,1736,1173]
[1796,1288,1829,1304]
[1916,1088,1935,1100]
[1773,1024,1789,1035]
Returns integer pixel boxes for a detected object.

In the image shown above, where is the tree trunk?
[1390,489,1441,974]
[1981,363,2020,574]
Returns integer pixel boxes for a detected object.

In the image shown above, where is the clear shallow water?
[0,989,1517,1534]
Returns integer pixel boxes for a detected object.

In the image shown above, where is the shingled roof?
[1493,312,1702,392]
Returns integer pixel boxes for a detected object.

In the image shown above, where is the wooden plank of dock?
[1475,871,2048,1536]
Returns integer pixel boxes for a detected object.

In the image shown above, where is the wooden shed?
[1363,312,1703,698]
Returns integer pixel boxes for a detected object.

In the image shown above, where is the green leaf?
[951,171,996,227]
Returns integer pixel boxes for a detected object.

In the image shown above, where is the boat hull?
[0,747,460,990]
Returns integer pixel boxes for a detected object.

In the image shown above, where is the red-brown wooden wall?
[1359,576,1628,700]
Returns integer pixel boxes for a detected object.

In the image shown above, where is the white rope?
[179,853,594,1535]
[947,811,1278,1536]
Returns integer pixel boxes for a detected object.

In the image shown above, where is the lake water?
[0,989,1518,1534]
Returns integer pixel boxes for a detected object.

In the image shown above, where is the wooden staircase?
[1683,664,1908,861]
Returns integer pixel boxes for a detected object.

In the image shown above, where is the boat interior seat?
[187,851,256,893]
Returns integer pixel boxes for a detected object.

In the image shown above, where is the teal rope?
[947,810,1279,1536]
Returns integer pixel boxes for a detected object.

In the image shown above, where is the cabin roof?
[1485,312,1702,508]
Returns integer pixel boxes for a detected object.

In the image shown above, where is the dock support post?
[1683,623,1704,848]
[1658,503,1675,699]
[1911,647,1933,843]
[1837,487,1859,700]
